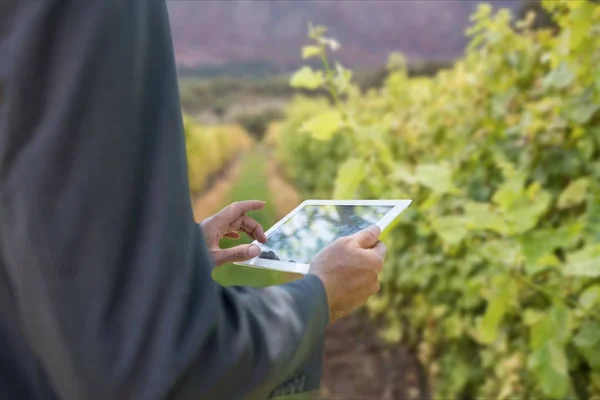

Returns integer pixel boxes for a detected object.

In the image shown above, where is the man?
[0,1,386,399]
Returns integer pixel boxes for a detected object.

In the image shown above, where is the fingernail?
[249,244,261,257]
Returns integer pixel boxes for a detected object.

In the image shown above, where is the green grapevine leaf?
[508,189,552,234]
[556,220,586,247]
[378,318,403,343]
[300,110,343,141]
[568,101,600,125]
[573,321,600,368]
[471,3,493,22]
[443,314,464,339]
[527,341,570,398]
[525,253,561,276]
[414,163,459,194]
[430,216,468,246]
[519,230,558,261]
[579,285,600,311]
[290,66,324,90]
[366,293,391,316]
[491,88,517,118]
[308,23,327,40]
[392,165,418,185]
[333,158,366,199]
[477,275,514,344]
[464,202,510,234]
[302,45,323,59]
[478,239,520,267]
[542,62,574,90]
[478,296,507,344]
[492,173,526,210]
[569,2,594,48]
[523,309,545,326]
[551,304,572,344]
[563,244,600,277]
[519,222,583,275]
[527,306,572,398]
[387,53,406,71]
[586,184,600,242]
[530,304,571,349]
[334,62,353,94]
[557,178,590,209]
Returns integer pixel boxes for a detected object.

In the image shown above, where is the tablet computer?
[233,199,411,275]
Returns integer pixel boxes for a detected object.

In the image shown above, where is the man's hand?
[201,200,268,267]
[308,225,387,322]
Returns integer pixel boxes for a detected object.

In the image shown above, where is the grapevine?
[275,1,600,398]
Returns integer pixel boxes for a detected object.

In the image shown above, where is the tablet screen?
[257,204,392,265]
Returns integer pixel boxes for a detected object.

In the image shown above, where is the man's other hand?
[308,225,387,322]
[201,200,268,267]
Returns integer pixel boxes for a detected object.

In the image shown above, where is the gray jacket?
[0,1,328,399]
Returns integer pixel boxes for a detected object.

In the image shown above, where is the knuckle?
[365,230,377,242]
[235,246,245,258]
[332,238,349,252]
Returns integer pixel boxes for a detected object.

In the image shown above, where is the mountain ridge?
[167,0,524,69]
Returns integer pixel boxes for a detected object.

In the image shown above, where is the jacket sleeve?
[0,1,328,399]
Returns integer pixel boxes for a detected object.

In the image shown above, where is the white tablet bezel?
[233,199,412,275]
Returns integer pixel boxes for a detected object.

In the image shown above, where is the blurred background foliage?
[183,116,253,196]
[270,1,600,398]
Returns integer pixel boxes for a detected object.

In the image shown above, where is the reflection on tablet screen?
[257,205,392,264]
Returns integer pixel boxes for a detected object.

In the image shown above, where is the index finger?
[240,216,268,243]
[222,200,265,218]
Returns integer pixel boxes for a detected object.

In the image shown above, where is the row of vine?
[272,1,600,398]
[183,116,253,195]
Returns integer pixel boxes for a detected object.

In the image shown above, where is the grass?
[211,150,286,287]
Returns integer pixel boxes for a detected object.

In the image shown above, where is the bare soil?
[320,312,428,400]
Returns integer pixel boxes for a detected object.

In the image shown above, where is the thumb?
[213,244,262,265]
[351,225,381,248]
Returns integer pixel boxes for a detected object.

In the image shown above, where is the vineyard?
[183,115,253,195]
[183,1,600,398]
[268,1,600,399]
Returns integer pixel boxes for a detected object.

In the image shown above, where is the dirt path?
[191,158,242,223]
[266,159,301,219]
[321,313,428,400]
